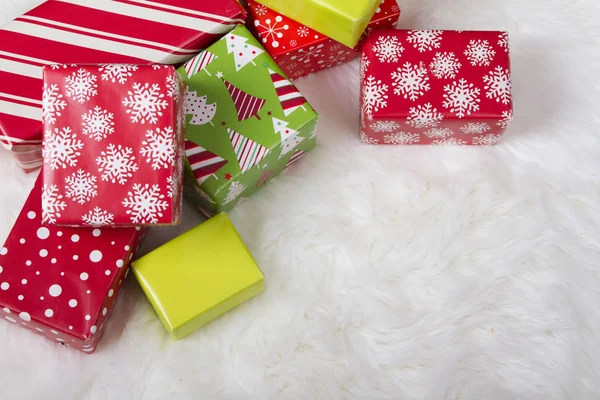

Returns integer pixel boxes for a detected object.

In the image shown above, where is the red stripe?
[185,140,198,151]
[128,0,247,22]
[187,150,218,165]
[115,0,241,25]
[270,72,285,83]
[0,53,46,67]
[281,97,306,111]
[239,139,253,171]
[193,159,227,181]
[25,1,226,50]
[0,72,43,104]
[0,113,42,143]
[276,86,300,97]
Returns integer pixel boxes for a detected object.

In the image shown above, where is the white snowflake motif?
[383,132,420,144]
[42,184,67,224]
[255,4,267,16]
[96,144,139,185]
[82,106,114,141]
[370,121,400,132]
[254,16,289,48]
[166,176,175,198]
[42,83,67,124]
[224,181,248,204]
[406,30,443,52]
[330,43,343,52]
[392,4,400,12]
[290,44,324,64]
[405,103,443,128]
[317,50,354,68]
[297,26,310,37]
[43,127,84,170]
[391,62,430,101]
[464,40,496,66]
[362,75,389,117]
[424,127,454,139]
[166,74,180,102]
[360,53,370,79]
[442,78,481,118]
[122,82,168,124]
[497,110,514,128]
[483,66,512,105]
[472,133,501,145]
[64,169,98,205]
[432,137,467,145]
[98,64,138,84]
[429,52,461,79]
[82,207,114,226]
[65,68,98,104]
[290,39,297,47]
[360,131,380,144]
[460,122,491,134]
[498,32,510,53]
[152,65,169,70]
[140,127,176,170]
[122,183,169,224]
[372,36,404,63]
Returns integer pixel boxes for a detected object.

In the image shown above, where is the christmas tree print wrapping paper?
[179,25,318,216]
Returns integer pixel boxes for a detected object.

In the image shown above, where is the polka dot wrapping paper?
[0,175,145,353]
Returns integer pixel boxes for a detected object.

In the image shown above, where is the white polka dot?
[102,308,107,316]
[69,326,73,330]
[36,227,50,240]
[50,258,57,264]
[57,231,63,237]
[105,270,111,275]
[80,272,89,281]
[58,245,62,249]
[69,299,77,308]
[73,255,79,260]
[45,309,54,318]
[60,272,64,276]
[39,249,48,257]
[50,329,59,334]
[314,35,319,39]
[93,229,101,237]
[40,296,44,300]
[0,266,2,273]
[21,279,26,284]
[17,295,24,300]
[90,250,103,262]
[108,289,114,297]
[49,284,62,297]
[85,314,91,321]
[25,260,31,266]
[19,238,25,244]
[2,308,9,313]
[124,245,130,251]
[90,325,97,334]
[5,316,16,323]
[1,282,9,290]
[27,211,36,219]
[0,247,7,255]
[115,259,124,268]
[19,312,30,321]
[71,234,80,243]
[36,271,40,276]
[111,241,115,245]
[86,290,91,294]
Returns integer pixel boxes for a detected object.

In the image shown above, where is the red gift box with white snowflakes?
[360,29,513,145]
[0,175,145,353]
[41,64,186,227]
[246,0,400,80]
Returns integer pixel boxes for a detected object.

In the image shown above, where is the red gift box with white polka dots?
[246,0,400,80]
[360,29,514,145]
[0,175,145,354]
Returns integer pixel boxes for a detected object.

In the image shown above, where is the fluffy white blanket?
[1,0,599,398]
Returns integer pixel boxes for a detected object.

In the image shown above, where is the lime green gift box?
[254,0,381,48]
[131,213,265,340]
[178,25,318,218]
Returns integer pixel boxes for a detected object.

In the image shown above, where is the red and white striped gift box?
[0,0,246,172]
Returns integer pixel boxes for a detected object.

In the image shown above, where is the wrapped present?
[253,0,381,48]
[246,0,400,79]
[360,29,514,145]
[132,212,264,340]
[179,25,318,216]
[0,175,145,353]
[0,0,246,172]
[41,64,185,227]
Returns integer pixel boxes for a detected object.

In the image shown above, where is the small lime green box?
[131,213,264,340]
[254,0,382,48]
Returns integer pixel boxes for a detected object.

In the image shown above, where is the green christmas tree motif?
[224,33,264,71]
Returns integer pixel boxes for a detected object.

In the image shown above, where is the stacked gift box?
[0,0,513,353]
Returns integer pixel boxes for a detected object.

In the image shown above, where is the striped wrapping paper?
[0,0,246,172]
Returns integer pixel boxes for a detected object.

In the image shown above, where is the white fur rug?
[2,0,600,398]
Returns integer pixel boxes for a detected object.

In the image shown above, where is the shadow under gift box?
[0,175,146,354]
[0,0,247,172]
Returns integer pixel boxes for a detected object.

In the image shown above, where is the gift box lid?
[254,0,381,48]
[131,212,264,340]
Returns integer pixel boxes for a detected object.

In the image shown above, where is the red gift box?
[0,0,246,172]
[360,29,514,145]
[42,64,185,227]
[0,175,145,354]
[246,0,400,80]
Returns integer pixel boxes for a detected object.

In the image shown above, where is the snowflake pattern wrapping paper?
[42,65,186,227]
[0,0,246,172]
[179,25,318,217]
[360,29,513,145]
[0,175,145,354]
[246,0,400,80]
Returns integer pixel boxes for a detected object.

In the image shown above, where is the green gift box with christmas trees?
[178,25,318,216]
